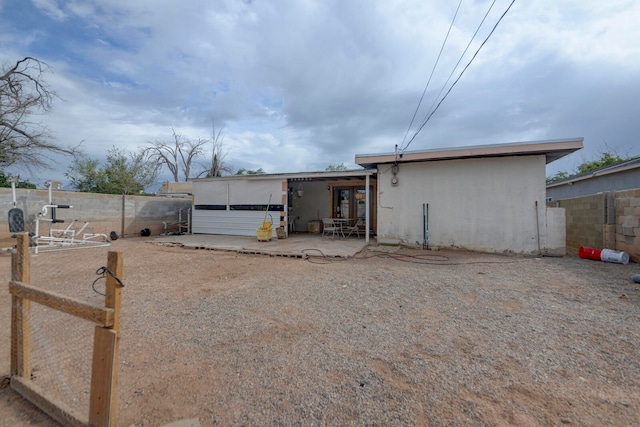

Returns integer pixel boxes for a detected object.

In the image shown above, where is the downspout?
[423,203,429,250]
[121,193,126,237]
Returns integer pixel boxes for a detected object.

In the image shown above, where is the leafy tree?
[105,147,159,194]
[546,171,570,184]
[325,163,348,171]
[235,167,265,175]
[576,152,628,174]
[65,157,105,192]
[0,171,35,188]
[66,147,159,194]
[1,57,75,169]
[547,151,639,184]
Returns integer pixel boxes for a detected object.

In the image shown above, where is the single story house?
[192,137,583,255]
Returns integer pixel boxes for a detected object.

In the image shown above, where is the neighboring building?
[546,158,640,200]
[160,181,193,195]
[192,138,583,255]
[546,158,640,263]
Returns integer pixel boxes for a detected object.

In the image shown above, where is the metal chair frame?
[346,218,365,238]
[322,218,343,239]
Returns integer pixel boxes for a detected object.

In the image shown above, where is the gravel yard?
[1,237,639,426]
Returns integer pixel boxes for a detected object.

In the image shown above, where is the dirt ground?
[1,237,639,426]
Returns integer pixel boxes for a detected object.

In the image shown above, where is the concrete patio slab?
[151,233,369,258]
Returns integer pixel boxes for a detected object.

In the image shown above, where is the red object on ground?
[578,246,602,260]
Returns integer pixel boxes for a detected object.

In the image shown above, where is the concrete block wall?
[551,193,605,255]
[548,189,640,262]
[0,188,192,247]
[614,189,640,262]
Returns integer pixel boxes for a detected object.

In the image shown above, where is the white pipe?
[11,180,16,208]
[45,180,52,204]
[535,201,541,255]
[365,173,370,243]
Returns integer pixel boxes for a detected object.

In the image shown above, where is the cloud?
[32,0,67,22]
[0,0,639,188]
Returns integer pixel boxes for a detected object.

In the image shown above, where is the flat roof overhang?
[193,168,377,183]
[355,137,584,168]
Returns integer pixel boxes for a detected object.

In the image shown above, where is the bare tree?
[145,127,208,182]
[0,57,75,169]
[198,119,231,177]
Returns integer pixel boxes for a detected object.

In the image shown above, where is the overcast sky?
[1,0,639,189]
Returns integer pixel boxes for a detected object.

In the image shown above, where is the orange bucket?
[578,246,601,261]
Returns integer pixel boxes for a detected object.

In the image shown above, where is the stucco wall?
[291,181,331,232]
[0,188,191,247]
[545,207,567,255]
[376,155,551,254]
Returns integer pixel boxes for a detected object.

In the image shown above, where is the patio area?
[152,233,370,258]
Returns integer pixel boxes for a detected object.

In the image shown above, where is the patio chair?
[346,218,364,238]
[322,218,340,239]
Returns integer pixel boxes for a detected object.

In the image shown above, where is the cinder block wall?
[551,193,605,255]
[614,189,640,262]
[548,190,639,262]
[0,188,192,247]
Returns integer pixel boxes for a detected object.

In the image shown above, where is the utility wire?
[418,0,498,143]
[402,0,517,153]
[400,0,463,150]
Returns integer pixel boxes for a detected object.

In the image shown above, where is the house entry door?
[333,188,351,218]
[329,183,376,233]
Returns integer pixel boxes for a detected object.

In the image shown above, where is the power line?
[400,0,463,150]
[402,0,517,153]
[418,0,498,144]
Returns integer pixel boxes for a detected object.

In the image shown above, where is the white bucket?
[600,249,629,265]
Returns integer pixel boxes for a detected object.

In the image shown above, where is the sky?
[1,0,639,190]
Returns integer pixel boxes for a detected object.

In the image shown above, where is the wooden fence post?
[88,251,123,427]
[11,233,31,378]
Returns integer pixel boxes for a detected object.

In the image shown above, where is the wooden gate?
[9,233,124,427]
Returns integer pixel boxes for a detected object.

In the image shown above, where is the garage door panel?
[192,210,277,237]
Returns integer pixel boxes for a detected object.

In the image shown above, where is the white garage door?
[192,178,285,236]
